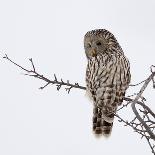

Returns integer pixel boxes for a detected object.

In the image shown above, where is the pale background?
[0,0,155,154]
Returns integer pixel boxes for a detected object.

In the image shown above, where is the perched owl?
[84,29,131,136]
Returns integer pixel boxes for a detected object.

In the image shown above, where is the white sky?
[0,0,155,154]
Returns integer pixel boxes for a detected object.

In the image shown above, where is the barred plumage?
[84,29,131,136]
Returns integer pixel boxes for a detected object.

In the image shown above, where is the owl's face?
[84,35,107,59]
[84,29,118,59]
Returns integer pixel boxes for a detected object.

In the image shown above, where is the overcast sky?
[0,0,155,155]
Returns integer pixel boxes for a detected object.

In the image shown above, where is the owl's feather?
[84,29,131,136]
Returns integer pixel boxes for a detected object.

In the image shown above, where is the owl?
[84,29,131,136]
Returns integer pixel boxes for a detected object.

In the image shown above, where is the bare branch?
[117,100,131,111]
[3,54,86,92]
[29,58,36,72]
[150,65,155,89]
[3,54,155,154]
[146,138,155,154]
[3,54,30,72]
[129,79,147,87]
[130,71,155,140]
[39,82,51,89]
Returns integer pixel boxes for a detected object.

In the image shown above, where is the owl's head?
[84,29,121,59]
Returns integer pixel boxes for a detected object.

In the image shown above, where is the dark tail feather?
[93,107,113,136]
[93,107,103,135]
[102,121,113,136]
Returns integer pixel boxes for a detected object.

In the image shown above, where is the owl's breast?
[86,54,130,98]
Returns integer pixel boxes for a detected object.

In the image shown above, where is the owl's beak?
[91,49,97,57]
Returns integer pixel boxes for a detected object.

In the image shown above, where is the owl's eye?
[87,43,91,48]
[96,42,102,46]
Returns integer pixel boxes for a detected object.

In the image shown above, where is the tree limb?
[3,54,155,154]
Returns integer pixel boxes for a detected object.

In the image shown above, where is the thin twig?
[129,79,147,86]
[29,58,36,72]
[3,54,30,72]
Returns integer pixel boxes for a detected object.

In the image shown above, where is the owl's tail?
[93,107,113,137]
